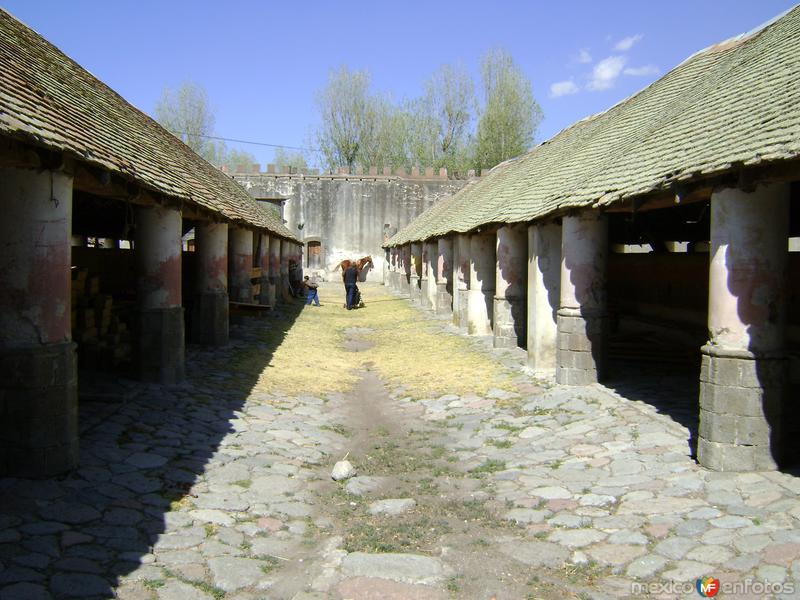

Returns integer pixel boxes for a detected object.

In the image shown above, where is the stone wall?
[231,170,470,281]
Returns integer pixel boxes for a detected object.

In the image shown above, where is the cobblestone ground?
[1,283,798,600]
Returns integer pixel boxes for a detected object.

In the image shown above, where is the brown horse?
[336,256,373,281]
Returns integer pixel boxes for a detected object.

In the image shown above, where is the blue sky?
[3,1,797,168]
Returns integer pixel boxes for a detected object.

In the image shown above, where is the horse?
[336,256,373,282]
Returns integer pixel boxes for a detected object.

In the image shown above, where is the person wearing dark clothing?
[344,265,358,309]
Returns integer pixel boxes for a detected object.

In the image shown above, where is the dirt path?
[291,322,576,600]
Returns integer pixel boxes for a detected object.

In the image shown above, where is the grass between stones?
[321,432,516,557]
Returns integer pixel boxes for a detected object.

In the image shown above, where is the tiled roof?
[388,6,800,246]
[0,9,298,241]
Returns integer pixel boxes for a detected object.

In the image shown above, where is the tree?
[357,97,410,170]
[315,67,380,170]
[474,49,542,172]
[154,82,224,163]
[222,148,258,173]
[273,147,309,172]
[411,64,475,174]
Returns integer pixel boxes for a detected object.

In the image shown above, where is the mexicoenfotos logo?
[696,577,721,597]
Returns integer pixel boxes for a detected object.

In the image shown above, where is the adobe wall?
[231,167,471,281]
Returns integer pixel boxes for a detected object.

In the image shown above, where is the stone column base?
[280,275,291,301]
[139,307,185,384]
[556,310,607,385]
[420,277,431,308]
[493,296,526,349]
[259,276,271,306]
[467,289,493,336]
[399,273,410,294]
[698,346,784,471]
[454,287,468,328]
[191,291,229,346]
[409,275,421,304]
[268,278,278,307]
[436,283,452,315]
[0,341,78,477]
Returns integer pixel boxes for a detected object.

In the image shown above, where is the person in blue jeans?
[304,276,320,306]
[344,264,358,309]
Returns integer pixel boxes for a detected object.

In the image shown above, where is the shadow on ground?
[0,299,304,599]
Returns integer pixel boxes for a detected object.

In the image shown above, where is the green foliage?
[313,51,541,175]
[315,66,380,169]
[154,81,222,162]
[154,81,257,171]
[474,49,543,171]
[405,63,476,175]
[222,147,258,173]
[273,147,308,172]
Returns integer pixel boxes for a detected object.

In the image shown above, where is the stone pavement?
[0,285,798,599]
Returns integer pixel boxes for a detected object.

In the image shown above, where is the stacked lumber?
[70,267,133,370]
[250,267,262,303]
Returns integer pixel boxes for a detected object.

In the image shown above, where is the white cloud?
[550,80,580,98]
[615,34,643,51]
[577,48,592,64]
[624,65,660,77]
[587,56,627,91]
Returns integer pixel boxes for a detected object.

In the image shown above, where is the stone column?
[436,237,454,315]
[258,233,271,306]
[698,183,789,471]
[383,248,390,286]
[268,236,281,306]
[527,222,562,375]
[425,240,439,310]
[399,244,411,294]
[494,225,527,348]
[420,242,431,308]
[556,212,608,385]
[280,239,291,301]
[136,205,185,384]
[229,227,254,303]
[192,221,229,346]
[0,167,77,477]
[467,232,496,335]
[292,243,303,290]
[389,247,398,291]
[453,234,470,328]
[410,242,422,304]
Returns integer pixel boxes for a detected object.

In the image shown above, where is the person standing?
[304,276,320,306]
[343,264,358,309]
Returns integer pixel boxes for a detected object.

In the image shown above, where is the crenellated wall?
[231,168,472,281]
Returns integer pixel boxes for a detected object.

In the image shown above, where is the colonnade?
[0,163,303,476]
[384,182,792,471]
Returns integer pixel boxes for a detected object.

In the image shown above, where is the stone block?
[699,381,781,418]
[698,431,779,472]
[138,306,185,384]
[436,283,452,316]
[698,410,738,445]
[573,350,598,370]
[190,291,229,346]
[702,353,785,390]
[0,341,78,477]
[557,365,597,386]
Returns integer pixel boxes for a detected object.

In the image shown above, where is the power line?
[173,131,318,153]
